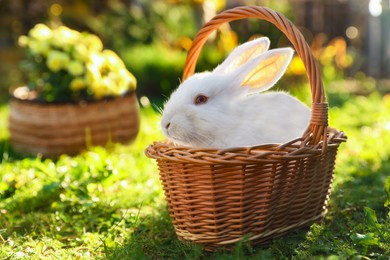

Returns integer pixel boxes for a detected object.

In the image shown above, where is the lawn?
[0,92,389,259]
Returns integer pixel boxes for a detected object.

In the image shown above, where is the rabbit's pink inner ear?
[214,37,270,74]
[240,50,293,91]
[223,47,261,73]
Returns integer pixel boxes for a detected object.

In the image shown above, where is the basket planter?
[9,88,140,158]
[146,6,346,251]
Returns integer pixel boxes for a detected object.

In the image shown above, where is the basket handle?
[182,6,328,147]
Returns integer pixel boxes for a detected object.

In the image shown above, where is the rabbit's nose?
[165,122,171,129]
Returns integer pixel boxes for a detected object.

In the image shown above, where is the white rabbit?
[161,37,311,148]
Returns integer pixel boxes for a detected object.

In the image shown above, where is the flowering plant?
[18,24,136,102]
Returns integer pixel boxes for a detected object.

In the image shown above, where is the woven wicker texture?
[146,6,346,250]
[9,91,139,158]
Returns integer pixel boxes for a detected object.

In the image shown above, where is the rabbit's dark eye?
[194,94,208,105]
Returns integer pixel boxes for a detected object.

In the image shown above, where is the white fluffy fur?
[161,37,311,148]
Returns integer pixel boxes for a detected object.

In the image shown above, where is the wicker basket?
[146,6,346,250]
[9,89,139,158]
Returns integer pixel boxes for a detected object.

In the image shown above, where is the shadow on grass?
[104,207,203,259]
[105,206,308,259]
[289,168,390,259]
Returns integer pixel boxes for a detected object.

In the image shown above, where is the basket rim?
[145,129,346,164]
[10,86,137,105]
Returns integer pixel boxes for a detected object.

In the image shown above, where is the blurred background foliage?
[0,0,389,104]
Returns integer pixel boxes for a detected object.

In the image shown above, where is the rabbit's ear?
[235,47,294,93]
[214,37,270,74]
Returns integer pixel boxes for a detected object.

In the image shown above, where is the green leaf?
[350,233,379,247]
[385,176,390,204]
[364,207,380,229]
[364,207,386,242]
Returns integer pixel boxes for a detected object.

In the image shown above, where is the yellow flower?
[18,35,29,47]
[90,81,107,99]
[86,64,101,83]
[89,53,105,68]
[118,68,137,91]
[51,26,80,51]
[70,77,86,91]
[28,40,50,56]
[67,60,84,76]
[82,34,103,52]
[20,23,137,101]
[103,50,124,69]
[73,45,89,62]
[102,76,115,92]
[29,24,52,41]
[57,26,80,44]
[46,50,70,72]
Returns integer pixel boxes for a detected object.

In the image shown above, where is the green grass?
[0,93,389,259]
